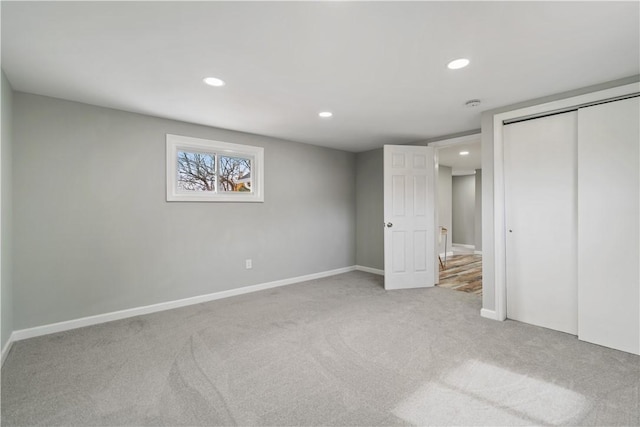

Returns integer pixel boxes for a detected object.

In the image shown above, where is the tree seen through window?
[177,151,251,193]
[219,156,251,192]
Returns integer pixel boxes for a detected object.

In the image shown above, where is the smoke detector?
[465,99,481,108]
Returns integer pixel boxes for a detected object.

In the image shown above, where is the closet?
[503,96,639,355]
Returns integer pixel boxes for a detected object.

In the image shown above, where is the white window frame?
[166,134,264,202]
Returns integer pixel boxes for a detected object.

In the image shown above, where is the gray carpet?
[2,271,639,426]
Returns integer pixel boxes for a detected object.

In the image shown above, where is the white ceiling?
[436,137,481,176]
[2,2,638,152]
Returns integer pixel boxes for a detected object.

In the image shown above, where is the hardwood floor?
[437,254,482,295]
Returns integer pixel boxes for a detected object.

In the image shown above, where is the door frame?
[491,82,640,322]
[428,133,481,149]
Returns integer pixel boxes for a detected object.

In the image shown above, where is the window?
[166,134,264,202]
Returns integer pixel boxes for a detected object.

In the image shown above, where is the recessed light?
[203,77,225,87]
[319,112,333,118]
[447,58,470,70]
[459,151,470,156]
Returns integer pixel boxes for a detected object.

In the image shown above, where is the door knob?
[386,222,393,228]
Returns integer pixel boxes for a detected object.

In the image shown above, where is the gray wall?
[355,148,383,270]
[12,93,356,330]
[480,75,639,312]
[438,165,452,255]
[452,175,475,245]
[474,169,482,251]
[1,72,14,349]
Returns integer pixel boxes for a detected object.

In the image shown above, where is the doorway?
[430,134,483,295]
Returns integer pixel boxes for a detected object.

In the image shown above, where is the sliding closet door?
[578,97,640,355]
[503,112,578,335]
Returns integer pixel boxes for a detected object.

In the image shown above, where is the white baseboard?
[1,333,15,367]
[439,251,454,258]
[10,266,356,343]
[355,265,384,276]
[474,250,483,255]
[453,244,475,249]
[480,308,500,321]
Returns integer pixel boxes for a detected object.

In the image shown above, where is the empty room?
[1,2,639,426]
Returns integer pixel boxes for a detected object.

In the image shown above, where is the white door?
[503,112,578,335]
[577,97,640,355]
[383,145,438,290]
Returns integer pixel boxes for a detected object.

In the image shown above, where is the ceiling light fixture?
[447,58,470,70]
[460,151,470,156]
[203,77,225,87]
[319,112,333,118]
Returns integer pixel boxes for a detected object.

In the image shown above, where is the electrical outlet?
[245,259,252,269]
